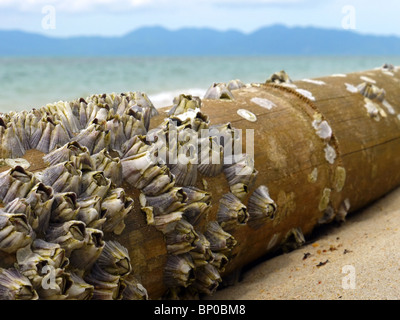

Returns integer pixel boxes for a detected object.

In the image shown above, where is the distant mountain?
[1,25,400,56]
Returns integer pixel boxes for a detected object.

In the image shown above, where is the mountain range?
[1,24,400,56]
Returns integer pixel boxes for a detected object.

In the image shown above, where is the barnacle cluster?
[0,92,155,300]
[0,85,277,300]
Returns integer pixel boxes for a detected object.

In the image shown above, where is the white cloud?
[0,0,308,13]
[0,0,152,12]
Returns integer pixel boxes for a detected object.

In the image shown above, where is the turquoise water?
[1,56,399,112]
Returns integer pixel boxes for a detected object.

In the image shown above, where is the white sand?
[209,186,400,300]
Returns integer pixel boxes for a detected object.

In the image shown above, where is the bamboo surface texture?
[1,66,399,300]
[118,67,400,298]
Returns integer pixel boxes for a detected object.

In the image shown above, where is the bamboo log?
[117,66,400,298]
[0,66,399,300]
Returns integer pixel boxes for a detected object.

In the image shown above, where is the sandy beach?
[208,185,400,300]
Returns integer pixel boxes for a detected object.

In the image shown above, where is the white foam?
[331,74,347,78]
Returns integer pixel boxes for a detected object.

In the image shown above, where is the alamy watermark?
[342,265,356,290]
[146,120,255,172]
[41,5,56,30]
[341,5,356,30]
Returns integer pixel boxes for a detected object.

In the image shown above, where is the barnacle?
[204,83,234,100]
[204,221,237,256]
[227,79,245,91]
[216,193,248,230]
[0,212,34,254]
[357,82,386,102]
[122,274,148,300]
[165,219,199,255]
[168,94,202,116]
[95,241,131,276]
[0,268,38,300]
[266,70,292,84]
[68,272,94,300]
[281,227,305,253]
[45,220,86,256]
[164,254,195,288]
[0,166,38,204]
[69,228,105,271]
[223,153,258,200]
[0,85,265,301]
[247,185,277,229]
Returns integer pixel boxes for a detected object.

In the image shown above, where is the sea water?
[0,55,399,113]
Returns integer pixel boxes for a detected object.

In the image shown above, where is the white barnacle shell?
[169,94,202,116]
[169,158,198,188]
[216,193,248,230]
[165,219,199,255]
[181,187,211,226]
[67,272,94,300]
[80,171,111,199]
[247,185,277,229]
[121,151,157,187]
[50,192,79,223]
[227,79,245,91]
[281,227,305,253]
[101,188,134,235]
[122,274,148,300]
[0,268,38,300]
[25,183,54,235]
[312,116,332,141]
[192,264,222,296]
[223,153,258,199]
[324,144,336,164]
[210,252,229,272]
[163,253,195,288]
[0,212,34,254]
[265,70,292,84]
[295,88,316,101]
[95,241,131,277]
[1,122,26,159]
[357,82,385,101]
[204,221,237,256]
[43,141,90,167]
[69,228,105,271]
[140,167,176,197]
[91,149,123,187]
[31,239,68,270]
[237,109,257,122]
[45,220,86,257]
[84,263,125,300]
[0,166,38,204]
[139,187,186,217]
[41,161,82,195]
[204,83,234,100]
[250,97,276,110]
[76,196,105,229]
[189,232,213,267]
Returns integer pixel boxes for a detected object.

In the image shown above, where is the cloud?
[0,0,309,13]
[0,0,152,12]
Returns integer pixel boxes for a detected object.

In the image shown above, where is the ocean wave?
[148,88,207,109]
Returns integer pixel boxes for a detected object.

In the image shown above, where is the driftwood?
[0,65,399,300]
[118,66,400,298]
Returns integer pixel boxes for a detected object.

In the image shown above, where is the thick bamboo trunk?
[117,66,400,298]
[0,66,399,300]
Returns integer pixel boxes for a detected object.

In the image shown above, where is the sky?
[0,0,399,38]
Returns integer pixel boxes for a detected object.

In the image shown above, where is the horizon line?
[2,23,399,40]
